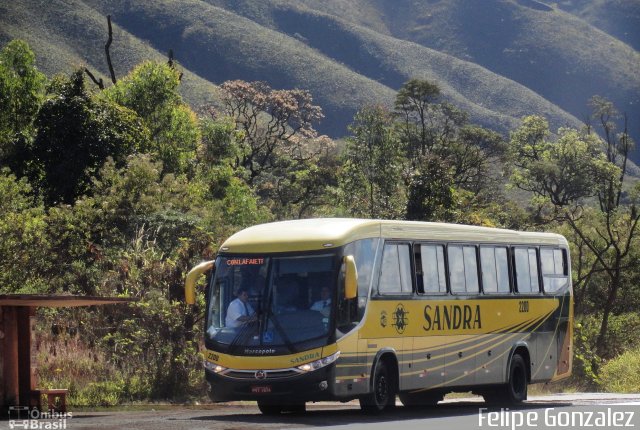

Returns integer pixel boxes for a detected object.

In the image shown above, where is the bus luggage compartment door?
[405,338,444,390]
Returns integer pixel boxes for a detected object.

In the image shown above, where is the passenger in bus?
[310,286,332,317]
[274,277,302,313]
[225,288,256,328]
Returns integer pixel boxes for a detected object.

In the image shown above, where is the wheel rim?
[375,374,388,405]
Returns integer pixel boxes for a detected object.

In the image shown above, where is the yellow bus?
[185,219,573,414]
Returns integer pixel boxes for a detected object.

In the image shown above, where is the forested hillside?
[1,0,639,405]
[2,0,639,161]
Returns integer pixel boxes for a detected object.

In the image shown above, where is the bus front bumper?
[205,365,336,402]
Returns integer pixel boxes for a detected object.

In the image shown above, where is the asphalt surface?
[5,393,640,430]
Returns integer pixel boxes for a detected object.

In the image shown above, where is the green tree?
[198,114,240,169]
[195,114,272,225]
[71,154,219,399]
[394,79,507,222]
[269,136,340,219]
[340,105,406,219]
[394,78,441,159]
[29,71,148,205]
[509,116,615,208]
[452,125,507,194]
[0,40,46,168]
[509,109,639,361]
[220,80,323,184]
[405,153,455,221]
[104,62,200,175]
[74,155,197,248]
[219,80,334,217]
[0,169,50,293]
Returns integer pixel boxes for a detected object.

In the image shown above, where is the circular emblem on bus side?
[392,304,409,334]
[255,370,267,380]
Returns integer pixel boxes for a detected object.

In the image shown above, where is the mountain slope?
[0,0,223,109]
[556,0,640,51]
[265,4,582,132]
[1,0,637,166]
[83,0,399,135]
[246,0,640,155]
[84,0,586,134]
[377,0,640,124]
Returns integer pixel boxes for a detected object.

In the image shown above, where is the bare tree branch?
[84,67,104,90]
[105,15,117,85]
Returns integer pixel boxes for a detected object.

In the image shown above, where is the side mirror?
[185,260,215,305]
[344,255,358,300]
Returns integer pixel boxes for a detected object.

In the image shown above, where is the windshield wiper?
[228,319,258,355]
[264,307,297,354]
[259,273,297,353]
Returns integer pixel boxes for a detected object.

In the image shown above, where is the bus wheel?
[399,392,442,408]
[484,353,528,405]
[506,353,528,403]
[360,360,396,413]
[257,400,283,415]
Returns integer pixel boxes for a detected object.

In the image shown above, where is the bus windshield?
[206,253,339,352]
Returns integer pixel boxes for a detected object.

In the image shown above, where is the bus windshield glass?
[206,253,339,352]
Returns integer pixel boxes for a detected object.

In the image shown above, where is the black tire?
[257,400,283,415]
[483,353,528,405]
[506,353,528,403]
[399,392,442,408]
[359,360,396,413]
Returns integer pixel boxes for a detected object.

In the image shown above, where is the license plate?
[251,385,272,394]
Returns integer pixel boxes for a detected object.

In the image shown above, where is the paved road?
[7,394,640,430]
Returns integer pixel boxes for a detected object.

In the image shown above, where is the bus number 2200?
[518,301,529,313]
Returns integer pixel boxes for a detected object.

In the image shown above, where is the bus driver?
[225,288,256,328]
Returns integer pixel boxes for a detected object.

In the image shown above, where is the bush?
[569,313,640,389]
[572,318,601,388]
[600,348,640,393]
[603,313,640,356]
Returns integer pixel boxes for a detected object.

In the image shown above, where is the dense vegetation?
[0,39,639,404]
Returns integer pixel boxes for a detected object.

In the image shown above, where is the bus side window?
[419,244,447,294]
[379,243,412,295]
[480,246,510,294]
[514,247,540,293]
[447,245,479,294]
[540,247,569,293]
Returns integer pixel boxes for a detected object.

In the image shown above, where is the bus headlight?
[297,351,340,372]
[204,361,226,373]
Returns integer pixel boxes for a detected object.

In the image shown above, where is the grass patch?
[600,348,640,393]
[36,333,153,407]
